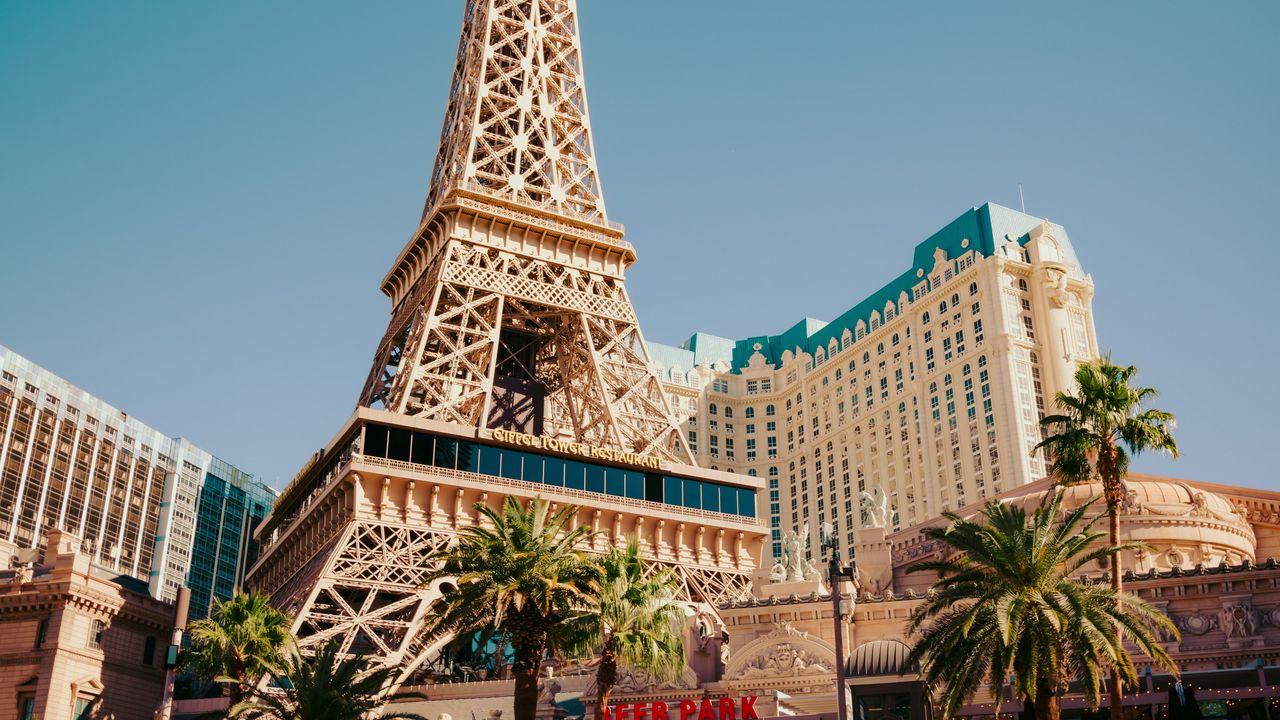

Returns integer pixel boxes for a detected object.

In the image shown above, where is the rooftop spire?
[423,0,608,226]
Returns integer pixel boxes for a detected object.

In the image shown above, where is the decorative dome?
[846,639,917,676]
[998,477,1256,573]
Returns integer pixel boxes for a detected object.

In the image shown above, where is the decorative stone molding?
[723,622,837,685]
[1171,610,1219,636]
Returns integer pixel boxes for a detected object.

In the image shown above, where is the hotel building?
[649,203,1098,562]
[0,345,272,607]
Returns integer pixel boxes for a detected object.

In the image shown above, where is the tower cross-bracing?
[247,0,767,692]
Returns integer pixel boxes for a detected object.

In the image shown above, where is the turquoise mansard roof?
[648,202,1077,375]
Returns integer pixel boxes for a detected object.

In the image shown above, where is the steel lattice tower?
[247,0,766,691]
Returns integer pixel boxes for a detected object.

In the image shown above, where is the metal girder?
[423,0,607,225]
[360,238,693,464]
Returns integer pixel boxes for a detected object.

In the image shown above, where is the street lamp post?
[821,522,856,720]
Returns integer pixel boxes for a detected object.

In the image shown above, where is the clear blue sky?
[2,2,1275,491]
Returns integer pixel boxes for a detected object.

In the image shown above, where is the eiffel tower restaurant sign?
[490,429,664,470]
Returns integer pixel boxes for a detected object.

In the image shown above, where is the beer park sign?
[604,697,761,720]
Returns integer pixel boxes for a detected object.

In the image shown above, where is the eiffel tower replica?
[247,0,766,688]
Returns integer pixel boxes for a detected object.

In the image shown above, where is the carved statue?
[803,557,822,582]
[859,486,892,529]
[779,527,810,582]
[1222,601,1258,639]
[733,642,832,679]
[1047,268,1073,307]
[614,665,691,693]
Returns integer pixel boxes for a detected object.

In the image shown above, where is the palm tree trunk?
[1101,441,1125,720]
[593,642,619,720]
[1033,687,1061,720]
[512,640,545,720]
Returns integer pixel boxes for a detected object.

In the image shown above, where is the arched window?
[978,355,988,368]
[930,382,937,393]
[876,342,884,355]
[969,282,978,296]
[766,404,776,416]
[724,406,734,418]
[708,403,718,415]
[745,407,755,418]
[748,468,757,477]
[951,293,960,307]
[785,399,792,411]
[1018,278,1029,291]
[939,301,948,313]
[862,352,870,364]
[922,312,931,325]
[963,363,971,376]
[769,466,779,477]
[944,374,953,386]
[892,333,900,347]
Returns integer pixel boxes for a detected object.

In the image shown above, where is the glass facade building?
[186,456,276,621]
[0,344,272,605]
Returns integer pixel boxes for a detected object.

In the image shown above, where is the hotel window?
[746,424,755,434]
[766,421,776,431]
[712,379,729,393]
[1021,315,1035,341]
[761,379,772,391]
[35,619,49,648]
[708,403,718,415]
[724,406,734,418]
[765,404,776,416]
[746,380,758,394]
[745,407,755,418]
[88,619,104,650]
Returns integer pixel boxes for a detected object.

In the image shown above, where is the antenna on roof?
[1018,184,1026,214]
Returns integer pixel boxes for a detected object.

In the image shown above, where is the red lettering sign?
[611,697,758,720]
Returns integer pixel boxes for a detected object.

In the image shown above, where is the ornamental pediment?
[723,623,836,683]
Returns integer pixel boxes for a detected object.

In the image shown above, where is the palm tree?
[1036,357,1178,719]
[230,640,426,720]
[904,492,1178,720]
[566,540,686,720]
[183,592,292,705]
[421,496,596,720]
